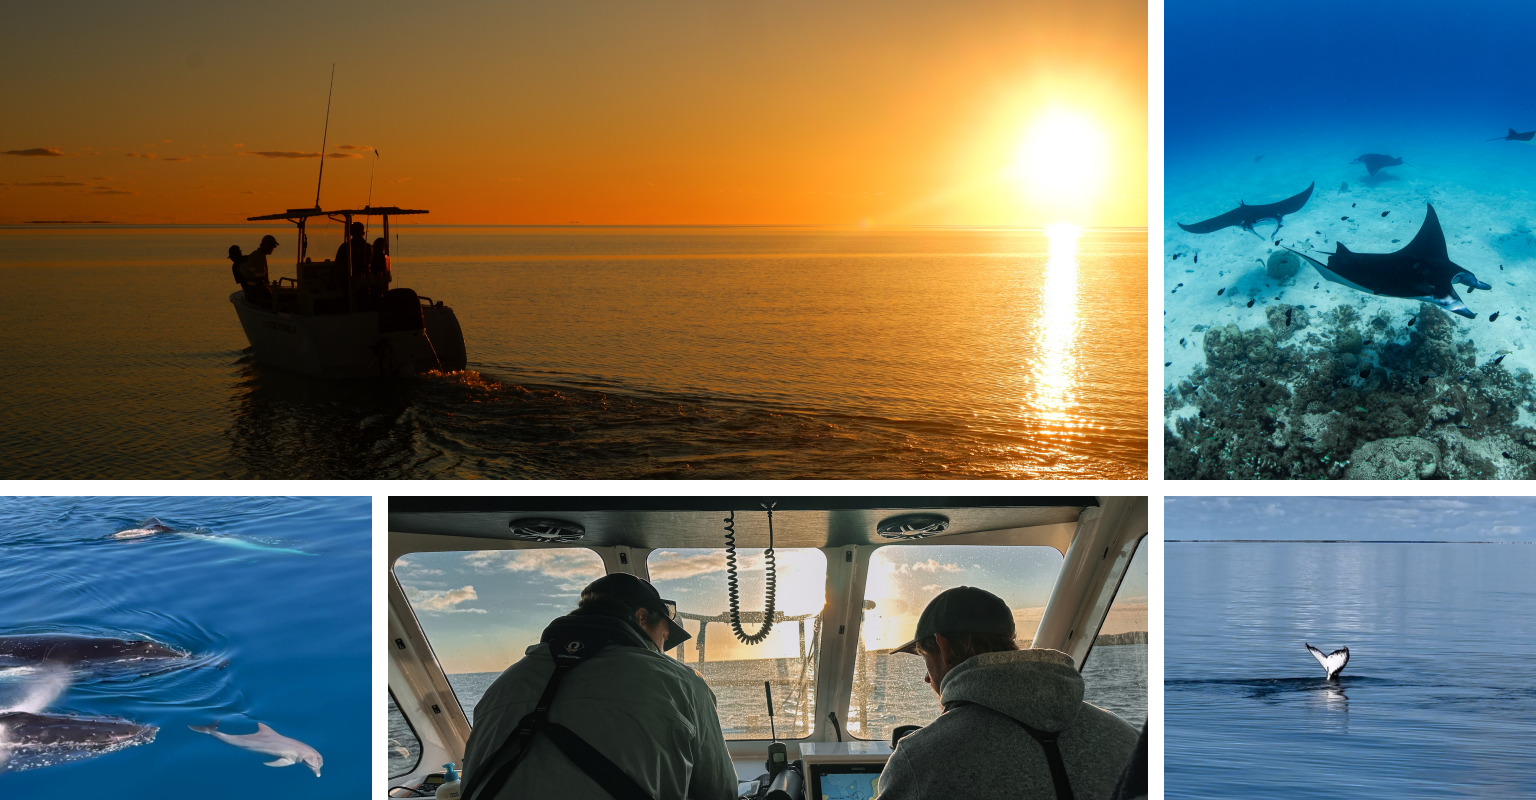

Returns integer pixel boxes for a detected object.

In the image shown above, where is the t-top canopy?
[247,206,429,221]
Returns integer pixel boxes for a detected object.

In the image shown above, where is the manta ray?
[1352,153,1403,176]
[1177,182,1314,239]
[1487,128,1536,142]
[1282,204,1490,318]
[190,721,323,777]
[1305,643,1350,680]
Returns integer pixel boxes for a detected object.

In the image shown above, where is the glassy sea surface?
[1167,543,1536,798]
[0,225,1145,479]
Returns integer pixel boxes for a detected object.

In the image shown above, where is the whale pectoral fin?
[265,757,296,767]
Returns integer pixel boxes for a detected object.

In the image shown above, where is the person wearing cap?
[459,573,738,800]
[335,221,372,277]
[240,235,278,308]
[879,586,1139,800]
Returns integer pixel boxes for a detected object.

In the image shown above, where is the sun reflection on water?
[1029,224,1081,423]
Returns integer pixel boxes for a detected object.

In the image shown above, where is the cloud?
[162,157,193,162]
[3,147,65,157]
[650,551,732,580]
[465,549,606,583]
[404,584,486,614]
[91,188,135,195]
[20,181,85,187]
[406,568,445,576]
[896,559,962,574]
[241,151,321,159]
[327,152,364,159]
[337,144,375,151]
[126,153,157,159]
[387,177,411,183]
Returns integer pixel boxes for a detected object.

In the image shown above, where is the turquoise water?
[0,225,1146,479]
[0,496,370,794]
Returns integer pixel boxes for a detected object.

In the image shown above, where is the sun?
[1007,108,1109,222]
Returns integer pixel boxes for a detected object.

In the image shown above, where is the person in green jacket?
[461,573,739,800]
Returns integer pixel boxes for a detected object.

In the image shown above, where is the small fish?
[1359,369,1370,379]
[1302,436,1317,442]
[1504,452,1513,459]
[1341,216,1349,221]
[1418,375,1430,385]
[1518,316,1524,321]
[1363,338,1372,345]
[1172,288,1178,294]
[1194,254,1198,264]
[1408,314,1417,327]
[1180,338,1187,347]
[1498,349,1512,355]
[1500,264,1504,270]
[1381,210,1390,217]
[1198,409,1207,419]
[1313,283,1320,289]
[1172,253,1181,260]
[1218,288,1225,296]
[1351,203,1356,208]
[1164,361,1172,367]
[1458,424,1472,429]
[1255,155,1264,162]
[1285,309,1293,325]
[1354,406,1367,412]
[1177,283,1184,287]
[1246,299,1255,308]
[1491,312,1501,322]
[1492,354,1507,366]
[1259,380,1267,388]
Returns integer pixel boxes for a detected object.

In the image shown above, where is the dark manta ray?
[1487,128,1536,142]
[1352,153,1403,176]
[1177,182,1314,238]
[1283,204,1491,318]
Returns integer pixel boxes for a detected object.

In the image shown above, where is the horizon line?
[1168,539,1535,544]
[1,222,1151,231]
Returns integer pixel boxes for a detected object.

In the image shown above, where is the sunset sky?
[0,0,1145,226]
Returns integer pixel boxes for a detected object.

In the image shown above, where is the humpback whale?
[190,721,323,777]
[1486,128,1536,142]
[1282,204,1490,318]
[0,712,158,772]
[0,635,186,668]
[1177,182,1314,239]
[1305,643,1350,680]
[110,517,176,539]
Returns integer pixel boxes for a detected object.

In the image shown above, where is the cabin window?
[1081,535,1147,728]
[647,547,828,740]
[393,548,607,724]
[847,544,1065,741]
[388,691,424,778]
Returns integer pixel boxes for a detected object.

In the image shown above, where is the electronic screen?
[813,763,882,800]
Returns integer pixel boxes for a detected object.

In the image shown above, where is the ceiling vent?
[507,518,586,543]
[876,513,951,540]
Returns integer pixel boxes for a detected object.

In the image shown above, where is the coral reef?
[1266,249,1302,281]
[1165,302,1536,479]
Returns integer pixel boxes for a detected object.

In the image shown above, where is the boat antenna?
[366,147,379,209]
[313,64,335,209]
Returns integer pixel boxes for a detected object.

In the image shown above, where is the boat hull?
[230,292,458,379]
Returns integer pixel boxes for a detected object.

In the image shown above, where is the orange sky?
[0,0,1145,226]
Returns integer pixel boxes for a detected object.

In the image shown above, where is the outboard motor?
[376,288,440,376]
[421,301,467,371]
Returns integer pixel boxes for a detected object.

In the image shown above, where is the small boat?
[231,205,467,379]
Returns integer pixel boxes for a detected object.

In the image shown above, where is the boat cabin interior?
[387,496,1148,799]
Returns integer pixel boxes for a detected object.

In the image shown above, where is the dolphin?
[1283,204,1490,318]
[0,635,186,668]
[110,517,177,539]
[1486,128,1536,142]
[0,712,158,772]
[1177,182,1314,239]
[1351,153,1403,176]
[1305,643,1350,680]
[190,721,322,777]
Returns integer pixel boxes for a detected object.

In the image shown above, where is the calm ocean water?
[389,645,1145,778]
[0,225,1145,479]
[1167,543,1536,798]
[0,496,370,795]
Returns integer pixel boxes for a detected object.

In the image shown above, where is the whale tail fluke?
[1306,642,1350,680]
[189,722,219,734]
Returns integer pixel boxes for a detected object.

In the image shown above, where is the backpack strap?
[944,700,1075,800]
[461,659,575,800]
[544,722,656,800]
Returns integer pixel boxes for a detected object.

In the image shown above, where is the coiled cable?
[724,504,777,645]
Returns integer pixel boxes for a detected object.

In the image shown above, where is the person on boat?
[335,221,372,276]
[227,245,244,284]
[241,235,277,309]
[459,573,737,800]
[878,586,1139,800]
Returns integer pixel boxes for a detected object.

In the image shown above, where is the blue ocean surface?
[1165,1,1536,478]
[0,496,370,796]
[1166,542,1536,798]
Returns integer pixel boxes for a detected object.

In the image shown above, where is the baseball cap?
[582,572,691,651]
[891,586,1015,655]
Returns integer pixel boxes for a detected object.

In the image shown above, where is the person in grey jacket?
[878,586,1139,800]
[461,573,738,800]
